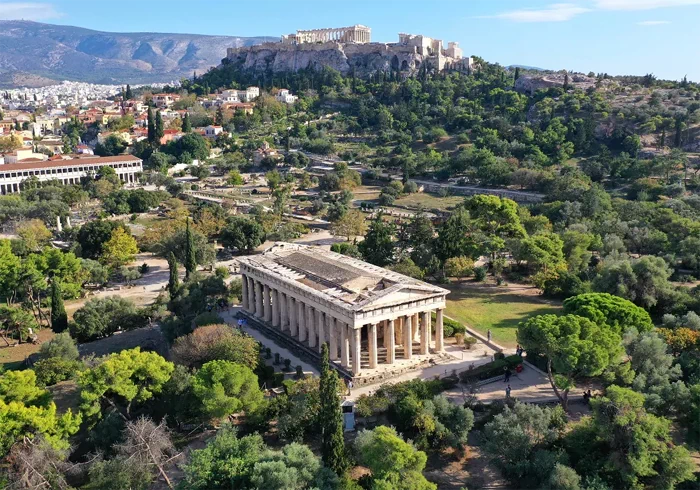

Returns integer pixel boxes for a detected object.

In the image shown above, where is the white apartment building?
[0,155,143,195]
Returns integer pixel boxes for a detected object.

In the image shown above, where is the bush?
[33,357,83,386]
[474,266,487,282]
[193,311,224,327]
[432,313,466,338]
[172,324,260,369]
[464,337,478,350]
[460,355,522,383]
[38,332,79,361]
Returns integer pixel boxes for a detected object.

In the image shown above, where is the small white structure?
[204,125,224,138]
[275,89,298,104]
[341,400,355,431]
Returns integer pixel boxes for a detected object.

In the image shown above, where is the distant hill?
[508,65,547,72]
[0,20,270,87]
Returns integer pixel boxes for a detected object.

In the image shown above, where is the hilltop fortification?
[224,26,473,77]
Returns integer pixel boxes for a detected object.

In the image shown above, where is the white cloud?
[637,20,672,24]
[0,2,63,21]
[486,3,591,22]
[594,0,700,10]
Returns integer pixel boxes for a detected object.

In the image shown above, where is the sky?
[0,0,698,81]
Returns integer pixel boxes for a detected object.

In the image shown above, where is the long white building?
[0,155,143,194]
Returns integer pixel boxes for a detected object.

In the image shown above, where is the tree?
[78,348,174,422]
[77,220,125,260]
[265,170,282,190]
[182,112,192,133]
[220,216,265,253]
[250,442,338,490]
[464,195,526,259]
[95,134,127,157]
[443,256,474,279]
[155,110,164,143]
[184,218,197,279]
[159,226,216,270]
[359,213,395,266]
[70,296,146,342]
[0,239,20,299]
[180,426,265,489]
[319,343,347,475]
[567,386,694,490]
[191,360,263,421]
[354,426,436,490]
[330,209,367,240]
[167,252,179,296]
[4,436,72,490]
[518,314,623,410]
[562,292,653,335]
[102,227,138,267]
[125,84,133,99]
[388,258,425,279]
[172,324,259,369]
[434,208,478,261]
[39,331,79,361]
[50,280,68,333]
[17,219,52,251]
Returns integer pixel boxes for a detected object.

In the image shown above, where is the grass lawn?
[445,281,562,347]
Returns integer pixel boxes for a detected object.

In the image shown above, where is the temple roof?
[238,243,449,312]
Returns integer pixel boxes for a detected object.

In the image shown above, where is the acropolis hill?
[224,25,474,77]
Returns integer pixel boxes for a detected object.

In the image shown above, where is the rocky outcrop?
[515,73,615,94]
[224,41,466,77]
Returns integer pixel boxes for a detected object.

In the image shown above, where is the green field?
[445,282,562,347]
[393,192,464,211]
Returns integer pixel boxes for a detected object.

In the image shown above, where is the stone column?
[382,320,389,348]
[329,317,338,361]
[396,316,403,346]
[263,285,271,322]
[368,324,378,369]
[248,277,255,314]
[436,308,444,352]
[316,309,325,353]
[341,323,350,368]
[413,313,420,341]
[352,327,362,375]
[271,289,280,328]
[306,305,316,348]
[420,311,430,355]
[297,300,306,342]
[288,296,297,336]
[403,315,413,359]
[241,275,249,310]
[386,319,395,364]
[279,291,287,330]
[254,281,263,318]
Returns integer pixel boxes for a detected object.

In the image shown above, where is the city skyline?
[0,0,697,81]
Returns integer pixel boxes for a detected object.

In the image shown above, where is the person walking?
[506,384,512,399]
[504,367,512,383]
[487,329,492,342]
[347,380,353,396]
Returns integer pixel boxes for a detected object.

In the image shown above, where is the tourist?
[487,329,492,342]
[516,344,523,356]
[348,380,353,396]
[506,384,512,398]
[504,367,512,382]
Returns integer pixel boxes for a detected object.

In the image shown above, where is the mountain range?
[0,20,269,88]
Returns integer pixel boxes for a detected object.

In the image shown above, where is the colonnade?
[294,27,371,44]
[0,172,137,195]
[241,274,444,376]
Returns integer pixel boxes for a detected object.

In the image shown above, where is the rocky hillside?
[0,20,269,87]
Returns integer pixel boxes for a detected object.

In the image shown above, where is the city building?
[238,243,449,382]
[282,25,371,44]
[204,125,224,138]
[275,89,298,104]
[0,155,143,194]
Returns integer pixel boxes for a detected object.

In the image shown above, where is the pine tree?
[319,343,348,475]
[184,218,197,279]
[215,106,224,126]
[167,252,180,296]
[147,106,155,143]
[182,113,192,133]
[155,110,164,143]
[50,280,68,333]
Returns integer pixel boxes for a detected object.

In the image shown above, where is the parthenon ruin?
[282,25,371,45]
[238,243,449,382]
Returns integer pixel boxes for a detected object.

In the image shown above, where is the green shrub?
[33,357,83,386]
[193,311,224,327]
[432,314,466,337]
[464,337,478,349]
[494,352,506,360]
[460,355,522,383]
[474,266,487,282]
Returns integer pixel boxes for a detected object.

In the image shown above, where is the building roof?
[239,243,448,313]
[0,154,142,171]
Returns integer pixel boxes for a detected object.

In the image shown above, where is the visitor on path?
[504,367,512,382]
[348,380,353,396]
[516,344,523,356]
[487,329,492,342]
[506,384,512,398]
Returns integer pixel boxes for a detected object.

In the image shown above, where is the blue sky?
[1,0,698,81]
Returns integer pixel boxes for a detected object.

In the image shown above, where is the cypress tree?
[184,218,197,279]
[147,106,155,143]
[125,84,133,100]
[50,280,68,333]
[319,343,347,475]
[182,112,192,133]
[155,110,164,143]
[167,252,180,296]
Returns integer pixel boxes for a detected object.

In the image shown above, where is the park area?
[444,280,562,347]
